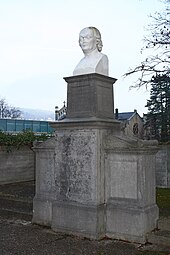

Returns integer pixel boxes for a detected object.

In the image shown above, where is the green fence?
[0,119,54,133]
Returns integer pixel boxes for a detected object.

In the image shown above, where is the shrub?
[0,130,52,152]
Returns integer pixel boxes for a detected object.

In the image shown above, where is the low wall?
[0,143,169,188]
[0,146,35,185]
[156,144,170,188]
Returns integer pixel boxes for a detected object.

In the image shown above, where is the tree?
[125,0,170,88]
[0,98,22,119]
[145,73,170,142]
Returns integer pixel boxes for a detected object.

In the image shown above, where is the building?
[55,103,144,139]
[115,109,144,139]
[0,118,54,134]
[55,102,67,121]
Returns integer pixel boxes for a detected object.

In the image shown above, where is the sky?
[0,0,165,116]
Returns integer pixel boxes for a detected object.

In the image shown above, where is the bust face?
[79,28,97,54]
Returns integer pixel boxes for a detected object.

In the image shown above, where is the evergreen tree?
[145,74,170,142]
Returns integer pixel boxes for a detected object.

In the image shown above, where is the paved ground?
[1,216,170,255]
[0,181,170,255]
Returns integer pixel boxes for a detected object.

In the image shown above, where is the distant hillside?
[20,108,55,121]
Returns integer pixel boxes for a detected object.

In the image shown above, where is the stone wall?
[0,146,35,184]
[1,142,169,188]
[123,113,143,139]
[156,144,170,188]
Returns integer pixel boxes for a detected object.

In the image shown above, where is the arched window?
[133,123,138,135]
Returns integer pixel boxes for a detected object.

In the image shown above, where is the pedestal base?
[32,74,159,243]
[106,201,159,243]
[32,196,52,226]
[64,73,116,119]
[52,201,105,239]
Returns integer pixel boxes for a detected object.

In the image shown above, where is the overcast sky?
[0,0,164,116]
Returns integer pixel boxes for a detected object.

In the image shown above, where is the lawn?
[138,252,170,255]
[156,188,170,217]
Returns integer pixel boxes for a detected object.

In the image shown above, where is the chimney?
[55,106,59,121]
[115,108,118,119]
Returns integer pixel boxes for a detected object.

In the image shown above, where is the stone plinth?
[33,74,159,243]
[32,138,56,226]
[50,119,120,239]
[104,137,159,243]
[64,73,116,119]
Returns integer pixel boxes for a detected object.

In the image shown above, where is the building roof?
[118,112,136,121]
[56,103,143,122]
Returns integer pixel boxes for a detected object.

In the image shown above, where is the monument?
[33,27,159,243]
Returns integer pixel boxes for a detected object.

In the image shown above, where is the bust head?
[79,27,103,55]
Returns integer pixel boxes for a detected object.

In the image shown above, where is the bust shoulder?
[73,52,109,76]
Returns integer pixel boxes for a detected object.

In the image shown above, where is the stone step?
[0,181,35,201]
[0,196,33,213]
[0,181,34,221]
[147,229,170,247]
[0,196,33,222]
[0,208,32,221]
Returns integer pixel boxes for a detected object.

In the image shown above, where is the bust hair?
[79,26,103,52]
[89,27,103,52]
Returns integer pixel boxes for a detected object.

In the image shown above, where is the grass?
[97,252,169,255]
[156,188,170,217]
[138,252,170,255]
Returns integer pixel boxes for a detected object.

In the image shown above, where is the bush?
[0,130,52,152]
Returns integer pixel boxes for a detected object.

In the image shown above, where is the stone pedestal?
[65,73,116,119]
[104,137,159,243]
[50,119,120,239]
[33,73,159,243]
[32,138,56,226]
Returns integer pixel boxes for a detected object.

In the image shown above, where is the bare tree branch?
[124,1,170,88]
[0,98,22,119]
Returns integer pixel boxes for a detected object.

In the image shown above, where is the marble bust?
[73,27,109,76]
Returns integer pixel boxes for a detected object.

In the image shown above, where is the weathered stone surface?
[0,146,34,185]
[104,134,159,243]
[33,122,159,242]
[156,145,170,188]
[64,73,116,119]
[33,74,159,243]
[32,196,53,226]
[50,125,107,238]
[106,203,158,243]
[32,138,55,226]
[54,129,103,204]
[52,201,105,239]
